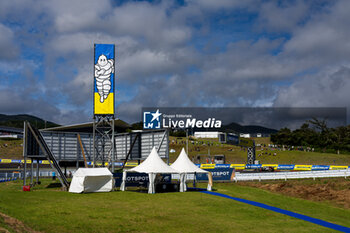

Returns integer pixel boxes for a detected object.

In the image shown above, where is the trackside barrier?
[233,169,350,182]
[0,172,20,182]
[0,178,18,183]
[1,159,350,170]
[0,171,74,181]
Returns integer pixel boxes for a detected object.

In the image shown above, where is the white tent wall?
[171,148,212,191]
[119,147,214,193]
[83,176,113,193]
[148,173,156,194]
[120,147,182,194]
[69,168,114,193]
[179,173,186,192]
[120,171,126,191]
[69,176,85,193]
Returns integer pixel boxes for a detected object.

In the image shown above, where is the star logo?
[143,109,162,129]
[151,109,162,122]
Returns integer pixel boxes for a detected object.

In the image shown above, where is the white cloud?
[188,0,257,11]
[256,0,309,32]
[1,0,350,126]
[283,0,350,66]
[0,24,19,60]
[46,0,111,33]
[274,66,350,108]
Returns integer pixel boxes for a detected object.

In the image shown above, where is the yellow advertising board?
[200,164,216,169]
[294,165,312,171]
[1,159,11,163]
[125,162,138,167]
[329,165,348,170]
[230,164,246,170]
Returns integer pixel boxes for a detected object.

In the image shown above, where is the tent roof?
[74,168,112,177]
[171,148,208,174]
[128,147,179,174]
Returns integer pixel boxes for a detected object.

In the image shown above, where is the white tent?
[171,148,212,191]
[69,168,114,193]
[120,147,181,194]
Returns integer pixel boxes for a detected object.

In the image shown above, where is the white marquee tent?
[171,148,212,191]
[120,147,181,194]
[69,168,114,193]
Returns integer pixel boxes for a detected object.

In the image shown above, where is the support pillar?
[36,159,39,184]
[23,158,27,186]
[111,119,115,172]
[30,159,34,185]
[23,121,27,186]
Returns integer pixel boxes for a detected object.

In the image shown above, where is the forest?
[271,118,350,154]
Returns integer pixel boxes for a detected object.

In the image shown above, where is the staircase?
[26,122,69,189]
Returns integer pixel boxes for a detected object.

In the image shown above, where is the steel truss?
[93,115,115,171]
[247,145,256,165]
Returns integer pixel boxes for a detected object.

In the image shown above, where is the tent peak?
[128,146,178,174]
[171,147,208,174]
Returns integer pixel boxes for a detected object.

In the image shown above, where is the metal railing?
[0,170,75,183]
[0,172,21,182]
[234,169,350,182]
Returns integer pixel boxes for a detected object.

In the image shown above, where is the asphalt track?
[201,191,350,233]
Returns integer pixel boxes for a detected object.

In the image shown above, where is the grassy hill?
[168,136,350,165]
[1,136,350,165]
[0,114,59,129]
[0,139,23,159]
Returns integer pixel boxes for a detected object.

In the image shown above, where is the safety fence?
[200,163,350,171]
[0,172,20,183]
[1,159,349,171]
[1,169,349,184]
[0,159,131,167]
[0,177,18,183]
[233,169,350,182]
[0,170,75,182]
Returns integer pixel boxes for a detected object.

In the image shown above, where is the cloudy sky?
[0,0,349,125]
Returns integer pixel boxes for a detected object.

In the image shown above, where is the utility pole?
[186,128,189,155]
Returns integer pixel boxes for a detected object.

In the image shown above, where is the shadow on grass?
[118,186,215,194]
[46,182,67,189]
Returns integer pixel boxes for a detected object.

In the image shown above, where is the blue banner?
[113,173,171,187]
[311,165,330,170]
[245,164,262,169]
[215,164,231,168]
[277,164,295,170]
[196,168,234,181]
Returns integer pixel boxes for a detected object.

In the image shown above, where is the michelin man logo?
[143,109,162,129]
[95,54,114,103]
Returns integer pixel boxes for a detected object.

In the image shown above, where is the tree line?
[270,118,350,154]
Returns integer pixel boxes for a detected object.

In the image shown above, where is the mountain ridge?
[221,122,278,134]
[0,113,59,129]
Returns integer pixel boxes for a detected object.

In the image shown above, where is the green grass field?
[0,179,349,232]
